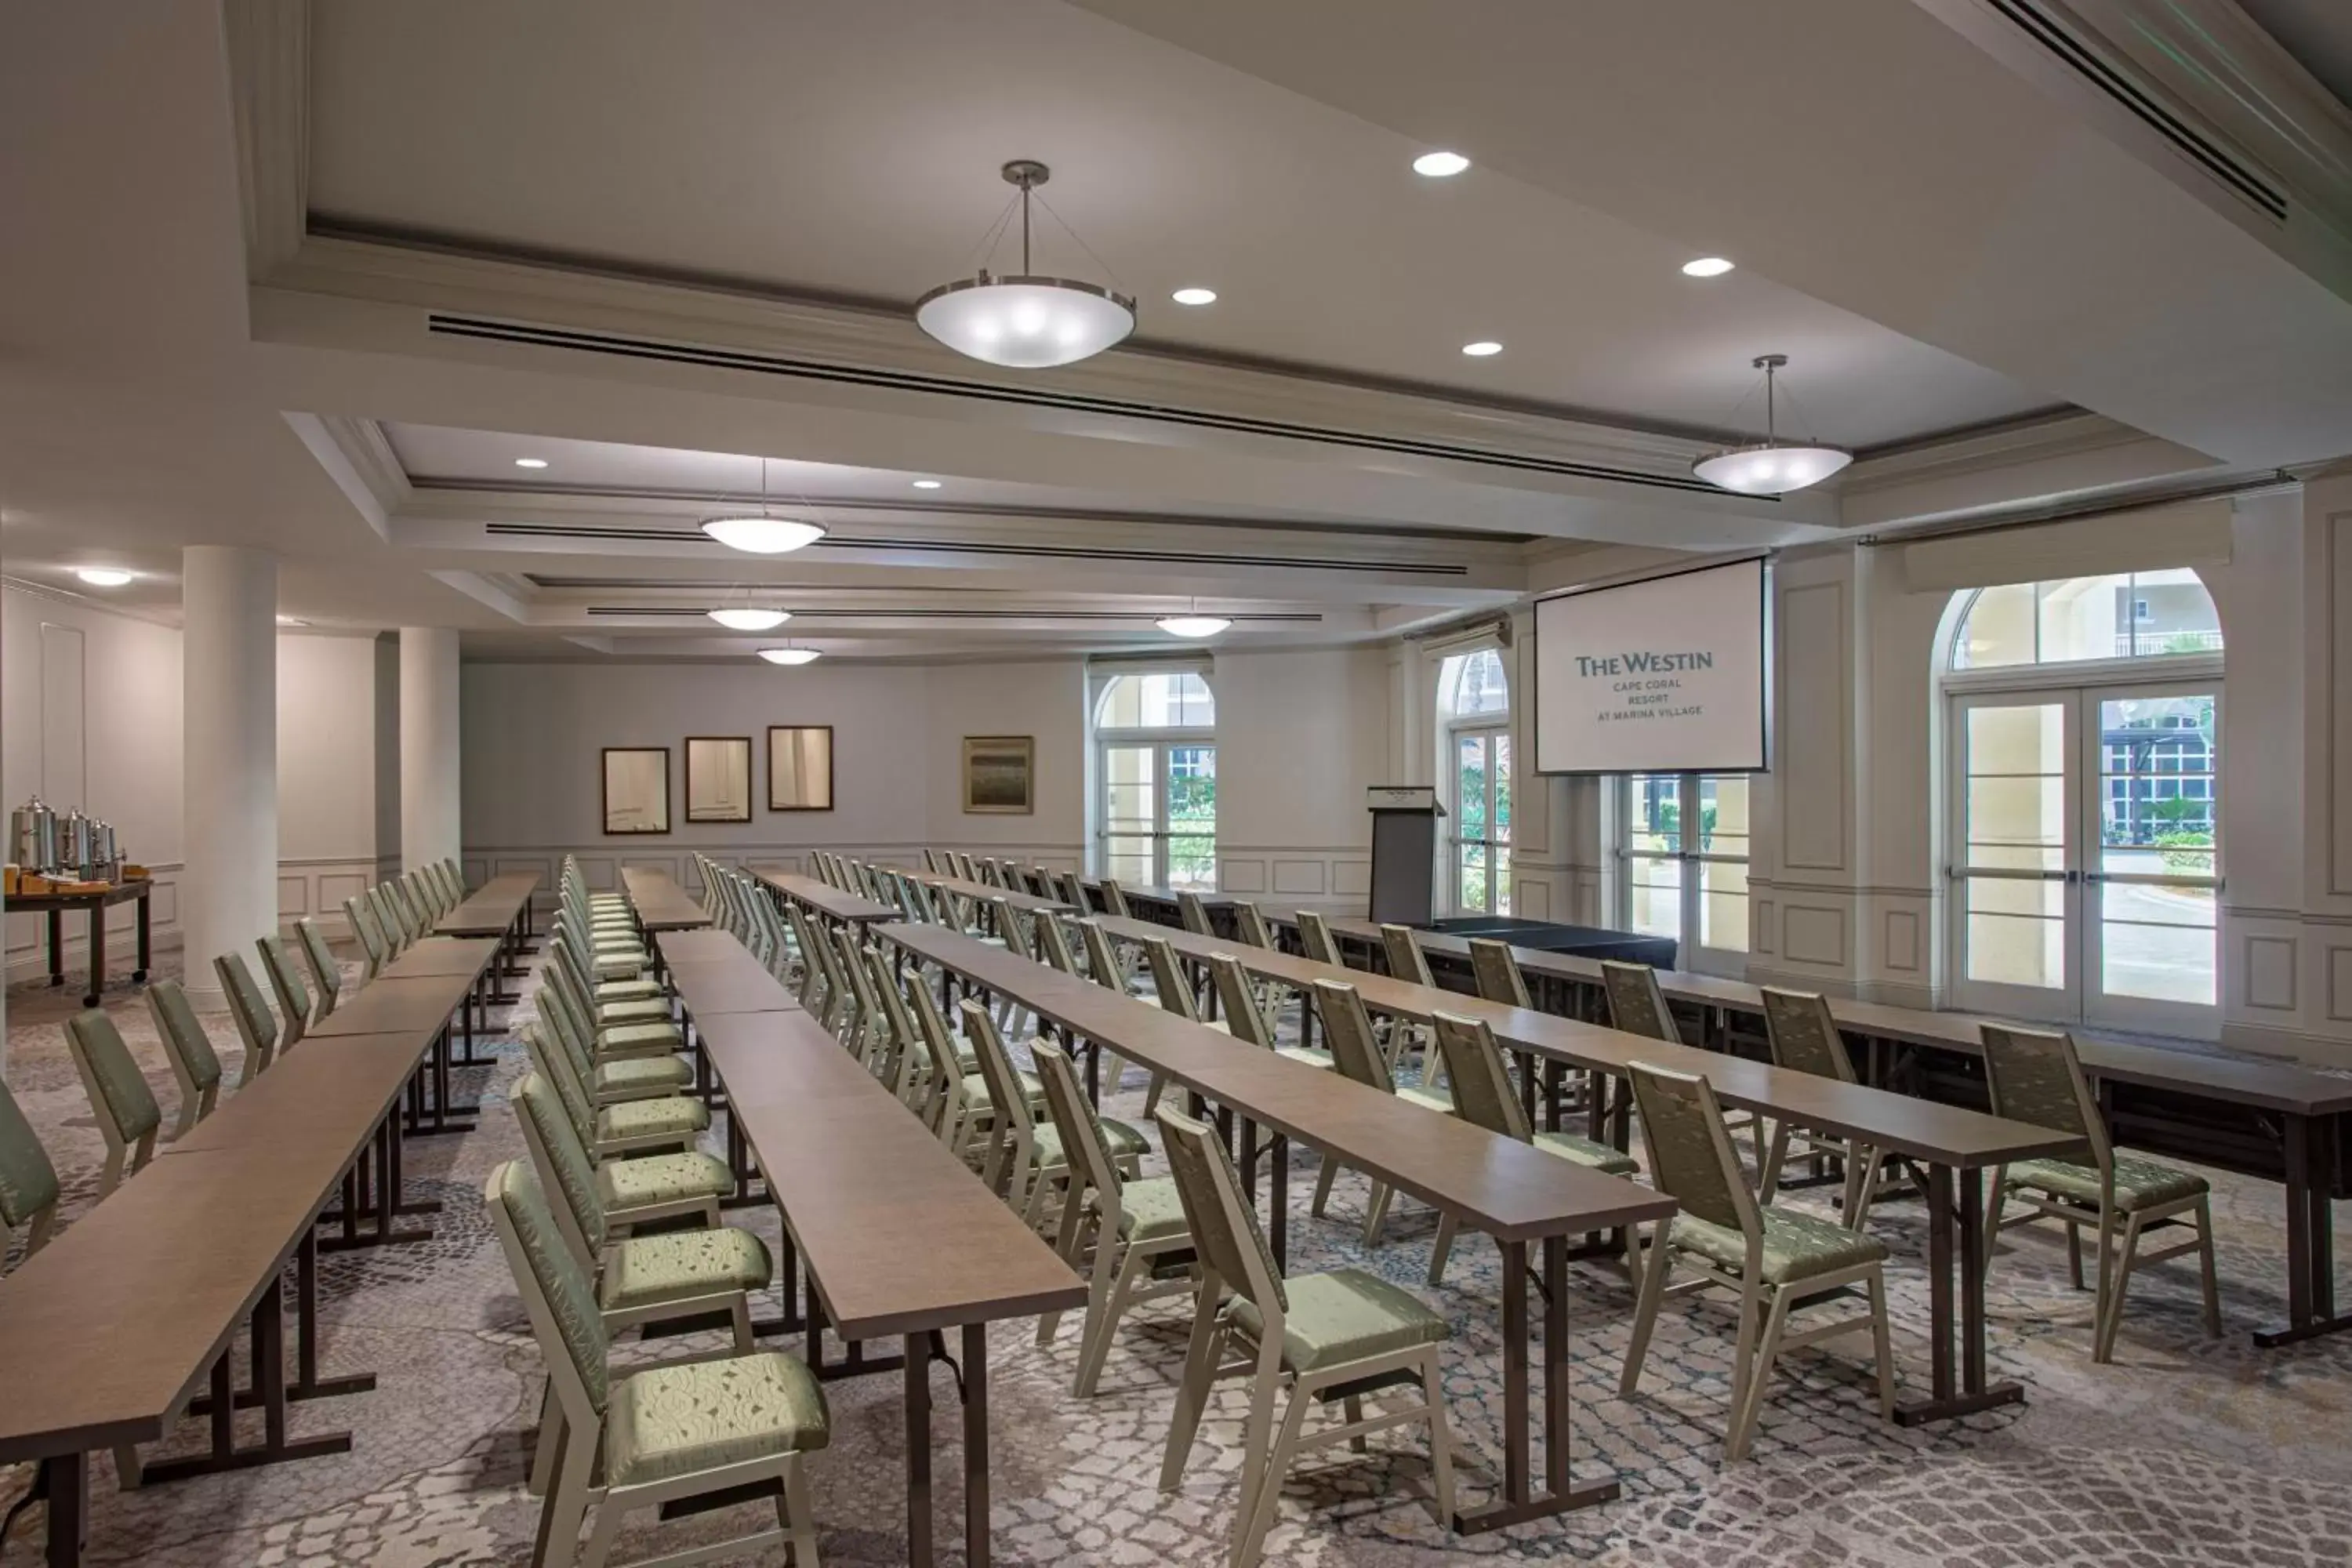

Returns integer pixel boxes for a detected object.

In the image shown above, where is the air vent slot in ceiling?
[429,314,1734,496]
[582,605,1321,623]
[488,524,1470,575]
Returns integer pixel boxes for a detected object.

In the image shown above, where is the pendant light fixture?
[916,161,1136,369]
[1156,600,1232,639]
[1692,354,1853,495]
[702,457,826,554]
[708,607,789,631]
[757,644,821,666]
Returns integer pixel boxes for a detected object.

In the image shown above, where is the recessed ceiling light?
[1171,287,1218,306]
[757,647,822,666]
[1461,340,1502,357]
[708,608,789,631]
[74,568,133,587]
[1412,151,1470,178]
[702,516,826,554]
[1156,614,1232,639]
[514,457,549,469]
[275,615,309,627]
[1682,256,1735,278]
[911,479,943,490]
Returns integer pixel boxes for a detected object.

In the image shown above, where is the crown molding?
[223,0,310,283]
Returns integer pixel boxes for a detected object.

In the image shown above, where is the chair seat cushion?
[598,1151,733,1213]
[590,954,648,980]
[958,1070,1044,1109]
[1275,1046,1331,1070]
[593,1055,692,1098]
[597,997,673,1026]
[1671,1206,1889,1286]
[2006,1155,2209,1214]
[601,1227,772,1312]
[1534,1129,1640,1176]
[594,977,664,1003]
[597,1096,710,1144]
[1034,1116,1149,1171]
[1230,1269,1450,1375]
[606,1351,830,1488]
[1398,1085,1453,1115]
[1112,1176,1191,1244]
[598,1021,684,1054]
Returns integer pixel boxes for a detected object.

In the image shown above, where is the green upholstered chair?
[828,926,891,1075]
[1177,891,1214,937]
[1379,924,1435,989]
[524,1018,707,1161]
[343,893,390,981]
[215,950,281,1085]
[903,977,980,1147]
[550,935,670,1029]
[1073,920,1156,1105]
[64,1009,162,1195]
[256,935,317,1051]
[550,931,662,1009]
[782,903,830,1015]
[1029,1040,1196,1396]
[1033,912,1080,975]
[545,953,683,1063]
[144,978,223,1137]
[541,979,692,1106]
[1309,980,1449,1247]
[1294,909,1341,966]
[1231,902,1273,951]
[1980,1023,2220,1362]
[0,1076,63,1265]
[1757,987,1892,1226]
[510,1069,731,1248]
[293,917,343,1020]
[1604,960,1762,1164]
[1210,955,1326,1071]
[856,944,929,1108]
[1155,1105,1454,1567]
[1142,936,1210,1028]
[960,1000,1145,1226]
[1423,1011,1639,1284]
[365,884,410,957]
[1620,1060,1896,1461]
[484,1160,825,1568]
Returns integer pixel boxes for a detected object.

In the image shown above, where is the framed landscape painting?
[963,735,1034,815]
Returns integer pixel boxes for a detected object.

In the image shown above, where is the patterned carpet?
[2,945,2350,1567]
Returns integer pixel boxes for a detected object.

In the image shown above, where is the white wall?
[1210,648,1389,909]
[1,583,389,983]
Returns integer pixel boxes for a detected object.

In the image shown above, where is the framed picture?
[768,725,836,811]
[601,747,671,835]
[963,735,1034,815]
[684,735,753,823]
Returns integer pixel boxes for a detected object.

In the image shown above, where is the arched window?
[1951,570,2223,669]
[1094,672,1217,892]
[1437,649,1511,914]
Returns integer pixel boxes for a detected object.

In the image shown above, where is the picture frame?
[962,735,1035,815]
[684,735,753,823]
[601,747,672,835]
[768,725,836,812]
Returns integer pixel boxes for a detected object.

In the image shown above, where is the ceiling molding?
[1835,408,2226,528]
[223,0,310,283]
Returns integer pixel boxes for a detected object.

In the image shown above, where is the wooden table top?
[619,867,713,931]
[376,937,507,980]
[661,931,804,1018]
[884,924,1677,1242]
[695,994,1087,1340]
[434,869,543,938]
[909,872,1069,914]
[1093,916,2082,1170]
[1316,918,2352,1119]
[305,949,496,1039]
[1081,880,1236,909]
[2,877,154,913]
[159,1033,425,1155]
[750,868,898,924]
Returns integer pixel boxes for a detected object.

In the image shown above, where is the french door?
[1451,726,1511,914]
[1948,683,2220,1035]
[1100,741,1218,891]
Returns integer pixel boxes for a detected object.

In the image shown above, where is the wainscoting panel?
[1221,859,1269,895]
[1780,904,1850,968]
[2244,935,2298,1013]
[1272,860,1328,896]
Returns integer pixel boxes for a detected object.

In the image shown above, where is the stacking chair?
[1757,987,1893,1225]
[0,1076,63,1264]
[905,980,982,1147]
[365,884,410,958]
[256,935,318,1051]
[1030,1040,1196,1396]
[294,917,343,1020]
[145,978,224,1136]
[1033,913,1081,975]
[540,972,688,1085]
[1097,879,1132,918]
[1603,960,1763,1165]
[960,1000,1145,1226]
[1620,1061,1896,1461]
[782,904,832,1016]
[344,893,391,981]
[1177,891,1214,937]
[1466,937,1531,1007]
[1210,956,1328,1071]
[1424,1012,1639,1284]
[63,1010,162,1195]
[550,935,670,1029]
[524,1019,707,1160]
[215,950,281,1083]
[1309,981,1449,1246]
[858,945,928,1106]
[511,1070,732,1247]
[829,927,891,1074]
[1980,1024,2220,1362]
[484,1161,826,1568]
[1155,1105,1454,1567]
[1377,923,1444,1085]
[1295,909,1341,966]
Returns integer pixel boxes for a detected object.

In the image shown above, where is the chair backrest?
[1178,891,1214,936]
[1628,1060,1759,1237]
[1143,938,1200,1022]
[862,945,925,1099]
[1759,987,1855,1083]
[484,1160,611,1418]
[1980,1024,2105,1169]
[1033,913,1080,975]
[1381,924,1436,987]
[1076,920,1127,993]
[256,935,314,1047]
[1312,980,1394,1093]
[1207,954,1272,1047]
[831,924,884,1058]
[1031,1039,1124,1213]
[1296,909,1340,966]
[0,1075,63,1247]
[1232,902,1274,950]
[215,950,281,1074]
[992,898,1035,960]
[64,1009,163,1149]
[960,998,1037,1145]
[146,978,224,1096]
[1602,960,1680,1044]
[512,1070,608,1261]
[366,884,410,953]
[1468,938,1532,1008]
[295,918,342,1017]
[344,894,389,976]
[905,978,969,1105]
[1098,878,1131,918]
[1156,1105,1285,1315]
[521,1019,597,1152]
[1431,1011,1529,1141]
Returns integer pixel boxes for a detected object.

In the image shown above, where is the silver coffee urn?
[11,797,58,873]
